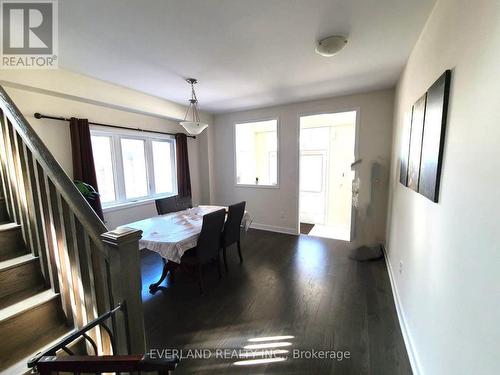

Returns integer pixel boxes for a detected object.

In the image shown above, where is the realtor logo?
[1,0,58,68]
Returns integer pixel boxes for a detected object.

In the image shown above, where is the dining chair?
[221,201,246,272]
[155,195,193,215]
[176,195,193,211]
[155,196,178,215]
[180,209,226,294]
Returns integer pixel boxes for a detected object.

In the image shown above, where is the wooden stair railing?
[0,85,146,360]
[36,355,178,375]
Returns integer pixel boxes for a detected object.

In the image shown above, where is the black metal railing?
[27,302,178,374]
[28,303,125,369]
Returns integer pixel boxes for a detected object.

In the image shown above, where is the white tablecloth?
[123,205,251,263]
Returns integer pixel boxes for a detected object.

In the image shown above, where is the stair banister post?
[101,227,146,355]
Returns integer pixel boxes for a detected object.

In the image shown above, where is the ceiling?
[59,0,436,114]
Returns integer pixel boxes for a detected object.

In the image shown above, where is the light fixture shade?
[180,78,208,135]
[315,35,348,57]
[180,121,208,135]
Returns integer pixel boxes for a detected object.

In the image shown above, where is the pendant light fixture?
[180,78,208,135]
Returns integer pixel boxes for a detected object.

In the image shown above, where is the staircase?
[0,187,70,374]
[0,86,146,374]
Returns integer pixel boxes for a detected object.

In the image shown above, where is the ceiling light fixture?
[315,35,348,57]
[180,78,208,135]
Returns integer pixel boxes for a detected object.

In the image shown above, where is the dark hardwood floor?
[141,229,412,374]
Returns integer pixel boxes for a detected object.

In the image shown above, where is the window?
[90,127,177,207]
[121,138,148,199]
[91,135,116,203]
[235,119,278,186]
[152,141,174,194]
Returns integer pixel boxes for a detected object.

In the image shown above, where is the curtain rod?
[33,112,196,139]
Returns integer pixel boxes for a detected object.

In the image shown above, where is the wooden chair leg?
[222,246,229,272]
[237,240,243,263]
[198,265,204,294]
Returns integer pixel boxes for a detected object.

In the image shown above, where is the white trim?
[382,245,421,375]
[102,197,159,213]
[249,222,298,235]
[235,184,279,190]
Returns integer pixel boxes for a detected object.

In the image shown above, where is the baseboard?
[249,222,298,235]
[382,245,421,375]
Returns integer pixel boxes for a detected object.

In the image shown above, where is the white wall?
[213,88,394,246]
[0,69,192,121]
[386,0,500,374]
[0,70,213,229]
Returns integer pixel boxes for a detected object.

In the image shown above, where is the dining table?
[123,205,251,292]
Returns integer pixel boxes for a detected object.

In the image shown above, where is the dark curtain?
[175,133,191,197]
[69,118,104,220]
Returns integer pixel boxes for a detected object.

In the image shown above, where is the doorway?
[299,111,357,241]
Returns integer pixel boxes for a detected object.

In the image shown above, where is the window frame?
[90,125,178,209]
[233,117,280,189]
